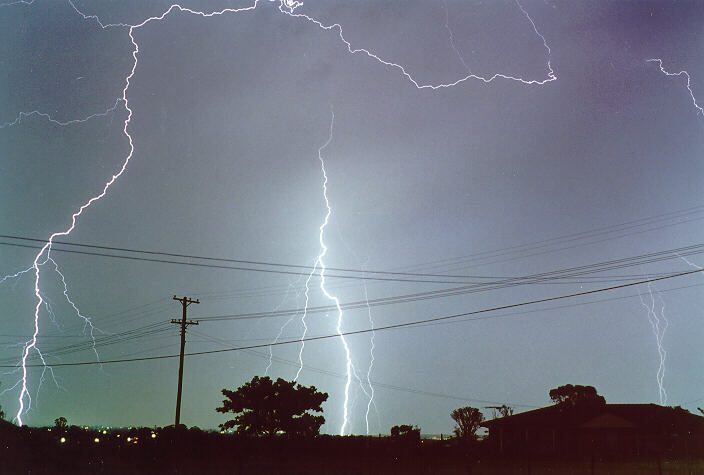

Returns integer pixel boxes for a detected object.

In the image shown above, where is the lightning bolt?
[47,258,103,365]
[279,0,556,89]
[647,58,704,118]
[637,282,668,405]
[295,256,321,382]
[9,2,142,425]
[0,98,123,130]
[6,0,268,428]
[0,265,36,286]
[264,279,305,377]
[295,106,355,435]
[0,0,34,8]
[441,0,472,75]
[6,0,558,427]
[318,108,352,436]
[360,264,380,434]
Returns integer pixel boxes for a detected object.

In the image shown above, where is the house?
[482,403,704,459]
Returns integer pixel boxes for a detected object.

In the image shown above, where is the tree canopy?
[450,406,483,441]
[216,376,328,437]
[54,417,68,430]
[549,384,605,407]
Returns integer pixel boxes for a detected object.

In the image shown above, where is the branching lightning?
[441,0,472,75]
[637,282,668,405]
[279,0,556,89]
[295,106,355,435]
[47,258,102,365]
[0,0,33,8]
[264,279,305,376]
[295,255,320,382]
[4,0,558,428]
[0,265,36,286]
[647,58,704,118]
[0,98,123,130]
[360,264,380,434]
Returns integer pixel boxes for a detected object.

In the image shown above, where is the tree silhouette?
[549,384,605,407]
[450,406,483,441]
[54,416,68,430]
[216,376,327,437]
[390,424,420,440]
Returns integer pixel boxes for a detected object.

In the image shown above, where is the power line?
[6,267,699,368]
[0,232,698,284]
[195,243,704,322]
[1,234,504,279]
[3,242,700,359]
[401,204,704,273]
[10,278,704,362]
[0,322,174,366]
[5,239,702,329]
[0,241,506,285]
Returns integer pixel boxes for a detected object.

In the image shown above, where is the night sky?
[1,0,703,435]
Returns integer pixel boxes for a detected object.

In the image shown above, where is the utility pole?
[171,295,199,427]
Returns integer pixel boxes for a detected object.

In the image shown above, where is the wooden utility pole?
[171,295,199,427]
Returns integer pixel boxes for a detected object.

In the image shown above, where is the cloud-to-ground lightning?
[5,0,267,427]
[14,109,134,425]
[360,264,380,434]
[637,282,668,405]
[293,106,355,435]
[5,0,559,428]
[647,58,704,118]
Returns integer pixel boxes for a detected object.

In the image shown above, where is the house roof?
[482,404,704,433]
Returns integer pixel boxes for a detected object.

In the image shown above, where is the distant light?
[60,437,66,443]
[151,433,156,439]
[102,430,106,434]
[116,434,120,438]
[84,426,88,430]
[94,438,100,443]
[47,428,51,431]
[126,437,132,442]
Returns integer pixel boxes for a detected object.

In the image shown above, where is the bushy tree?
[54,416,68,430]
[216,376,327,437]
[549,384,605,407]
[451,406,483,441]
